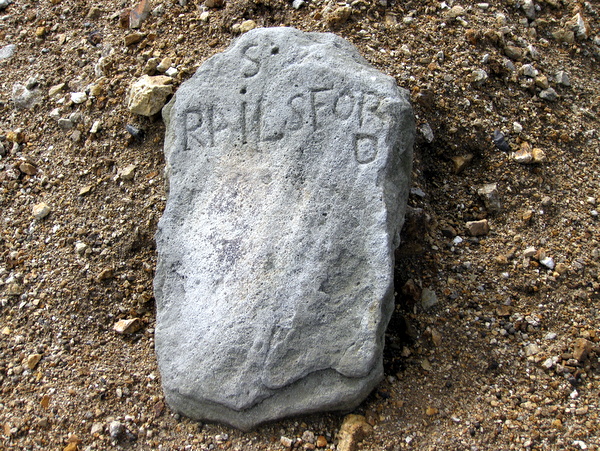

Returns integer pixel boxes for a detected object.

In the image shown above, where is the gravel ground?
[1,0,599,449]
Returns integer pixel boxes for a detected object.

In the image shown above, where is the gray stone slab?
[155,27,414,430]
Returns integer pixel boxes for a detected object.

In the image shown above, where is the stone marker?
[155,27,414,430]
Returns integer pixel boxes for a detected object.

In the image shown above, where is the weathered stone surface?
[155,27,414,430]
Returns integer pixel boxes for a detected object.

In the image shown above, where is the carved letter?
[241,43,261,78]
[353,134,378,164]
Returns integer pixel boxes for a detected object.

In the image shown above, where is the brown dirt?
[1,0,599,450]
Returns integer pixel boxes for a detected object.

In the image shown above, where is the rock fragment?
[12,83,41,109]
[470,68,488,86]
[421,287,438,309]
[492,130,510,152]
[466,219,490,236]
[337,415,373,451]
[566,13,589,40]
[316,436,327,448]
[127,75,173,116]
[118,164,136,180]
[539,88,558,102]
[109,420,125,440]
[32,202,51,220]
[113,318,143,334]
[451,154,473,174]
[444,5,465,20]
[26,353,42,370]
[239,20,257,33]
[326,6,352,27]
[477,183,501,212]
[556,71,571,86]
[573,338,593,362]
[522,0,535,20]
[129,0,150,29]
[0,44,16,60]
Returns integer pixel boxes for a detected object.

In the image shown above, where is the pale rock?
[302,431,315,444]
[541,357,554,369]
[280,436,293,448]
[531,147,546,163]
[337,414,373,451]
[445,5,465,20]
[90,120,102,134]
[71,92,88,104]
[127,75,173,116]
[109,420,124,440]
[75,241,88,254]
[521,64,538,78]
[419,122,434,143]
[513,121,523,134]
[540,256,555,269]
[292,0,305,9]
[523,246,536,258]
[157,57,172,73]
[524,343,540,356]
[152,3,165,16]
[522,0,535,20]
[240,20,257,33]
[200,11,210,22]
[513,147,533,164]
[155,27,414,430]
[32,202,51,220]
[48,83,65,97]
[466,219,489,236]
[113,318,142,334]
[566,13,589,40]
[165,67,178,77]
[26,353,42,369]
[12,83,41,109]
[118,164,136,180]
[49,108,61,120]
[0,44,16,60]
[470,68,488,86]
[527,44,540,60]
[91,423,104,435]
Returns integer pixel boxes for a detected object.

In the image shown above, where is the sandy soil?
[1,0,599,449]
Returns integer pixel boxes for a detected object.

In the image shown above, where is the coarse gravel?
[1,0,599,450]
